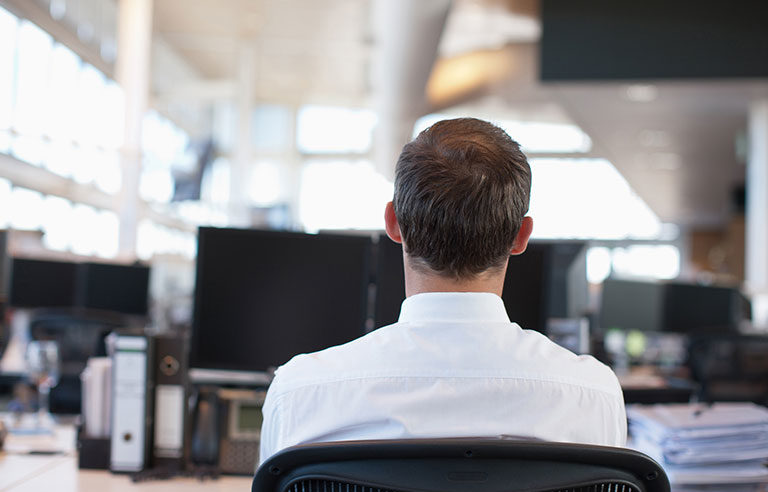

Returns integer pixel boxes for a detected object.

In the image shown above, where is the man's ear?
[510,216,533,255]
[384,201,403,244]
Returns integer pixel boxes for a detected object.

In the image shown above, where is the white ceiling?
[149,0,768,230]
[549,80,767,228]
[153,0,372,106]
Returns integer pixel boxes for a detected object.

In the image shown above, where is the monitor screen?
[190,227,371,373]
[662,283,743,333]
[373,238,554,333]
[599,279,665,333]
[373,235,405,328]
[600,279,747,334]
[8,258,78,308]
[502,243,549,333]
[77,262,150,316]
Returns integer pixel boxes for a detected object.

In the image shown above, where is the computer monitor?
[372,238,579,333]
[373,235,405,328]
[8,257,78,308]
[76,262,150,316]
[190,227,372,376]
[502,243,550,332]
[599,278,665,333]
[662,282,746,333]
[600,279,749,335]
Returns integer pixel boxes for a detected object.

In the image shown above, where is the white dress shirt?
[260,292,627,464]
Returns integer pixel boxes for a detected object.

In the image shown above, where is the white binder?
[110,335,151,472]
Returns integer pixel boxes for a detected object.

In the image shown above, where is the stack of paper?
[628,403,768,491]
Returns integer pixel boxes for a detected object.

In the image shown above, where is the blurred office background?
[0,0,767,361]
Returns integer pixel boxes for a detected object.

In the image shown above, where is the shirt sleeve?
[259,385,283,465]
[615,396,628,447]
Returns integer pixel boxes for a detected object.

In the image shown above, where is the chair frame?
[253,438,670,492]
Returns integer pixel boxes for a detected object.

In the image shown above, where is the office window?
[14,20,53,138]
[94,150,122,194]
[140,164,174,203]
[0,6,18,131]
[587,246,612,284]
[75,63,106,147]
[40,195,73,252]
[70,146,100,185]
[175,201,228,227]
[587,244,681,282]
[70,203,99,256]
[141,111,189,203]
[0,178,11,228]
[528,158,662,239]
[248,161,283,206]
[0,130,10,154]
[200,156,231,205]
[142,110,189,164]
[612,245,680,280]
[0,8,192,260]
[102,80,125,150]
[9,187,44,230]
[137,219,196,260]
[93,210,119,258]
[252,104,292,152]
[297,106,377,154]
[45,139,76,178]
[46,43,81,143]
[10,134,46,167]
[137,220,157,260]
[299,159,393,231]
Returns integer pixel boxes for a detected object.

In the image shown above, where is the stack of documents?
[628,403,768,491]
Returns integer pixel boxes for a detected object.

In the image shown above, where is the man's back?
[260,292,626,463]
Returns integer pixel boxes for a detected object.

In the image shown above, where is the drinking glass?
[26,340,60,428]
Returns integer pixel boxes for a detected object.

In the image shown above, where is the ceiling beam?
[0,152,194,232]
[0,0,114,78]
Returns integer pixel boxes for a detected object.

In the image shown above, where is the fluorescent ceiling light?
[624,84,658,102]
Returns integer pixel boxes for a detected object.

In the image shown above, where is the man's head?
[386,117,532,280]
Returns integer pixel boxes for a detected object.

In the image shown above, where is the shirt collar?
[398,292,511,323]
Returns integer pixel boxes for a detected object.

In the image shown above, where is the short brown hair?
[392,118,531,278]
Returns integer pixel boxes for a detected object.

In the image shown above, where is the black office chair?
[253,438,669,492]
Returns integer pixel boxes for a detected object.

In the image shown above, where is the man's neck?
[403,256,508,297]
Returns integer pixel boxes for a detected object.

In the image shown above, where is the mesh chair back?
[253,439,669,492]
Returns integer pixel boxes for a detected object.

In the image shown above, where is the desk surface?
[0,454,252,492]
[0,415,252,492]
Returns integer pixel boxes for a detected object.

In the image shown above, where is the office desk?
[0,453,251,492]
[618,366,696,404]
[0,415,252,492]
[0,454,252,492]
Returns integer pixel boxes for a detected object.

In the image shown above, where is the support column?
[115,0,153,260]
[746,99,768,328]
[229,41,256,227]
[370,0,451,179]
[284,103,302,229]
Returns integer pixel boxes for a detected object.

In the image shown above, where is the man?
[259,118,626,464]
